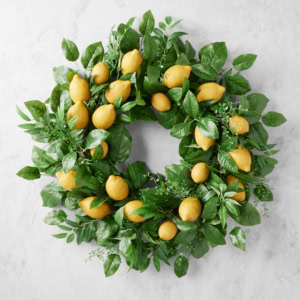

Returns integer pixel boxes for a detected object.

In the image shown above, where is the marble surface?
[0,0,300,299]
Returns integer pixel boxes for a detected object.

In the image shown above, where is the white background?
[1,0,300,299]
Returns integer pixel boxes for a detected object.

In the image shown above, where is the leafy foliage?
[17,10,285,278]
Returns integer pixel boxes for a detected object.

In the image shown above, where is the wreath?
[17,11,286,278]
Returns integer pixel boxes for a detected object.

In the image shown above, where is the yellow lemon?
[158,221,178,241]
[56,170,80,192]
[105,80,131,104]
[90,141,109,159]
[124,200,145,223]
[67,101,89,129]
[229,116,249,134]
[105,175,129,201]
[228,144,252,172]
[194,127,215,151]
[226,175,246,202]
[79,196,111,219]
[163,65,192,88]
[196,83,225,103]
[151,93,171,112]
[178,197,202,222]
[191,162,210,183]
[92,104,116,129]
[69,74,91,103]
[91,62,110,84]
[121,49,143,74]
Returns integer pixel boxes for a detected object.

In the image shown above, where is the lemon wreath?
[17,11,286,278]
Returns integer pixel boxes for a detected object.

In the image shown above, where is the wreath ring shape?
[17,10,286,278]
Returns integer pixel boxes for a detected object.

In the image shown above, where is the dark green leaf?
[203,224,226,245]
[230,202,261,226]
[247,93,269,114]
[254,184,273,201]
[90,196,106,209]
[202,197,219,220]
[170,122,191,139]
[139,10,155,35]
[44,210,67,225]
[125,161,149,189]
[226,73,251,95]
[25,100,46,117]
[233,54,257,71]
[219,204,228,228]
[104,254,121,277]
[120,28,140,53]
[165,164,194,190]
[248,122,269,145]
[218,150,238,173]
[175,230,197,244]
[130,105,157,122]
[229,227,246,250]
[62,38,79,61]
[167,88,182,103]
[197,117,219,139]
[183,91,199,117]
[158,104,184,129]
[41,182,64,208]
[143,34,158,62]
[17,166,40,180]
[262,112,286,127]
[81,42,104,69]
[153,255,160,272]
[174,255,189,278]
[191,238,209,259]
[192,63,217,80]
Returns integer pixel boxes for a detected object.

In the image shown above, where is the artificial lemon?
[196,83,225,103]
[67,101,89,129]
[158,221,178,241]
[90,141,109,159]
[151,93,171,112]
[105,80,131,104]
[178,197,202,222]
[229,116,249,134]
[79,196,111,219]
[91,62,110,84]
[226,175,246,202]
[124,200,145,223]
[121,49,143,74]
[228,144,252,172]
[194,127,215,151]
[163,65,192,88]
[105,175,129,201]
[191,162,210,183]
[92,104,116,129]
[69,74,91,103]
[56,170,80,192]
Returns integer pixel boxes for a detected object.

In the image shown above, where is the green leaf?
[53,233,68,239]
[61,38,79,61]
[241,111,261,125]
[114,207,124,226]
[183,91,199,117]
[62,152,77,173]
[176,53,190,66]
[159,21,166,31]
[114,96,123,109]
[168,88,182,103]
[147,65,160,84]
[90,195,106,209]
[158,105,184,129]
[165,164,194,190]
[202,197,218,220]
[254,184,273,201]
[203,224,226,245]
[104,254,121,277]
[165,16,172,25]
[192,63,217,80]
[226,73,251,95]
[197,117,219,139]
[129,106,157,122]
[25,100,46,118]
[143,34,158,62]
[219,204,228,228]
[248,122,269,145]
[170,122,191,139]
[185,40,196,60]
[125,161,149,189]
[218,150,238,173]
[41,182,64,208]
[173,217,198,231]
[233,54,257,71]
[43,210,67,225]
[247,93,269,114]
[230,202,261,226]
[262,112,286,127]
[53,66,73,84]
[174,255,189,278]
[229,227,246,250]
[96,217,119,245]
[107,124,132,162]
[81,42,104,69]
[50,85,69,113]
[16,105,31,121]
[175,230,197,244]
[153,255,160,272]
[139,10,155,35]
[141,188,180,209]
[17,166,40,180]
[66,233,75,243]
[120,101,137,112]
[120,27,140,53]
[86,129,110,149]
[200,42,228,72]
[191,238,209,259]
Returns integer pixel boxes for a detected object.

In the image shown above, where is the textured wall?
[0,0,299,299]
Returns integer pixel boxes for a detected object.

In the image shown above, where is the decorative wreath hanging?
[17,11,286,278]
